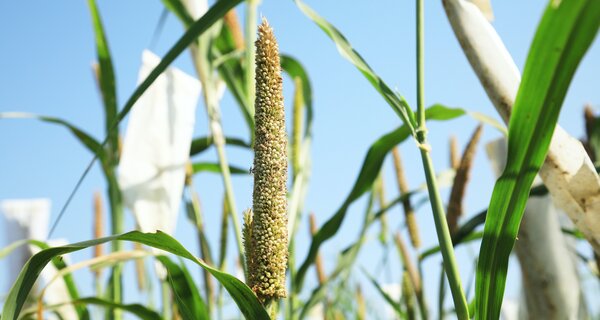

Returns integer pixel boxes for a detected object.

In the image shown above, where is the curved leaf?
[363,270,405,318]
[158,256,209,320]
[475,1,600,318]
[109,0,243,134]
[21,297,161,320]
[0,239,89,319]
[294,0,417,135]
[0,112,103,159]
[281,55,314,138]
[281,54,315,242]
[192,162,247,175]
[190,136,250,156]
[294,105,477,290]
[1,231,269,320]
[87,0,119,159]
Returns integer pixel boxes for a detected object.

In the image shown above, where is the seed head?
[248,18,288,301]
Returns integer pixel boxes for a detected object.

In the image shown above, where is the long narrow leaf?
[87,0,119,159]
[444,0,600,255]
[295,105,477,290]
[21,297,161,320]
[476,2,600,318]
[0,239,88,319]
[110,0,243,135]
[281,55,314,138]
[190,136,250,156]
[363,270,405,318]
[192,162,247,175]
[294,0,417,135]
[0,113,103,159]
[1,231,269,320]
[158,256,209,320]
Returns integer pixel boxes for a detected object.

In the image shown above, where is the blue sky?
[1,0,599,318]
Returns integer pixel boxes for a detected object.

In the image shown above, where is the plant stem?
[187,187,215,316]
[415,0,468,318]
[419,150,469,319]
[106,169,124,320]
[190,43,246,277]
[416,0,426,128]
[161,280,171,319]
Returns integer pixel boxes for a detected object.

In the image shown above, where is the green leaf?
[0,239,89,319]
[163,0,255,141]
[213,12,254,137]
[190,136,250,156]
[108,0,244,138]
[158,256,209,320]
[281,55,314,138]
[87,0,119,159]
[161,0,194,26]
[1,231,269,320]
[363,270,404,318]
[475,1,600,318]
[192,162,247,175]
[294,105,473,290]
[0,112,103,159]
[21,297,161,320]
[294,0,417,135]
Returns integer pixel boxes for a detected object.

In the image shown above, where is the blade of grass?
[281,55,314,139]
[87,0,118,160]
[294,0,417,135]
[192,162,247,174]
[444,0,600,255]
[0,113,103,159]
[294,104,479,291]
[0,239,89,319]
[86,2,124,305]
[20,297,161,320]
[113,0,243,132]
[362,269,405,318]
[281,54,314,318]
[190,136,250,156]
[476,1,600,318]
[1,231,269,320]
[158,256,210,320]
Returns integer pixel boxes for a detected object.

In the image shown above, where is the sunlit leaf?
[1,231,269,320]
[476,1,600,318]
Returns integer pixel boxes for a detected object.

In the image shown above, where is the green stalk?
[106,168,124,320]
[161,280,171,319]
[190,41,246,277]
[187,186,215,316]
[415,0,468,318]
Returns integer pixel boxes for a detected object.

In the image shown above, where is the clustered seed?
[246,18,288,301]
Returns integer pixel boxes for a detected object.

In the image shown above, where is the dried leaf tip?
[249,17,288,301]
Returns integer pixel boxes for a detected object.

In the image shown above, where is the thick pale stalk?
[443,0,600,253]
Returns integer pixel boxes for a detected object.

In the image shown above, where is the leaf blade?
[1,231,269,320]
[475,1,600,318]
